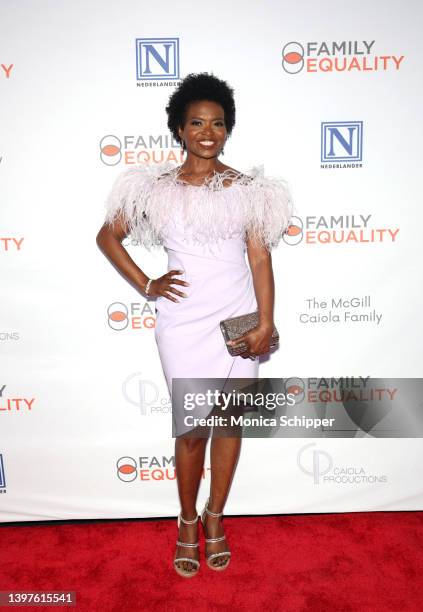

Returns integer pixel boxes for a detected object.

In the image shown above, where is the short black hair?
[166,72,236,148]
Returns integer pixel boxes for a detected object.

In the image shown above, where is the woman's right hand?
[147,269,190,302]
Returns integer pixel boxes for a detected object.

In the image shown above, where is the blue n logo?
[136,38,180,80]
[321,121,363,162]
[0,454,6,489]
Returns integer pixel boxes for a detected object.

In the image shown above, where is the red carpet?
[1,511,422,611]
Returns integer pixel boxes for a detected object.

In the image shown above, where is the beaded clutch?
[219,311,279,356]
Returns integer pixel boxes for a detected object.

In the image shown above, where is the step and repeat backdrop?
[1,0,423,522]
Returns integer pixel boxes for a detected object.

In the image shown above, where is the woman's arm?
[96,219,189,301]
[96,218,150,295]
[225,234,275,358]
[246,234,275,330]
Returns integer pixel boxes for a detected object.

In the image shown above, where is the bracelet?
[144,278,153,295]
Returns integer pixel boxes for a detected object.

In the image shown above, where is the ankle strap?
[206,498,223,517]
[179,513,199,525]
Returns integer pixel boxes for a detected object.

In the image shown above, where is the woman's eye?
[190,120,224,127]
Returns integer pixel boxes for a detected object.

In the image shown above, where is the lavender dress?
[105,162,293,436]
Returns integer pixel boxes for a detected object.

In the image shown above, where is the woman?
[96,73,293,577]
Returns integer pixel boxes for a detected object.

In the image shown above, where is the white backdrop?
[1,0,423,522]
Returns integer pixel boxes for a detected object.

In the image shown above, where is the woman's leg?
[204,395,243,567]
[174,431,209,573]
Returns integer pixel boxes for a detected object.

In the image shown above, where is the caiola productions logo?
[297,443,388,485]
[122,372,171,416]
[282,40,404,74]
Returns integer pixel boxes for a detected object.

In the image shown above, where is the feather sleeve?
[243,166,295,251]
[102,162,295,251]
[103,164,173,249]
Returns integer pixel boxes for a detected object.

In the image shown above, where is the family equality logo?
[107,301,155,331]
[282,40,405,74]
[283,214,400,246]
[99,134,182,166]
[1,64,14,79]
[0,237,24,252]
[116,456,210,482]
[117,456,175,482]
[0,384,35,412]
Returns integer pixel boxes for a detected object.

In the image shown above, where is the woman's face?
[178,99,227,159]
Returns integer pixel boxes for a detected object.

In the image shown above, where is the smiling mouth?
[198,140,216,147]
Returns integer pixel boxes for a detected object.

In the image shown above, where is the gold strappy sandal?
[174,513,200,578]
[200,497,231,571]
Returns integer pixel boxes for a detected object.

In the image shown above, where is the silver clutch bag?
[220,311,279,356]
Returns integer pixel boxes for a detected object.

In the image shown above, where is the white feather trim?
[104,162,295,251]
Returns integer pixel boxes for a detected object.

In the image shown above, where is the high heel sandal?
[174,513,200,578]
[200,497,231,571]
